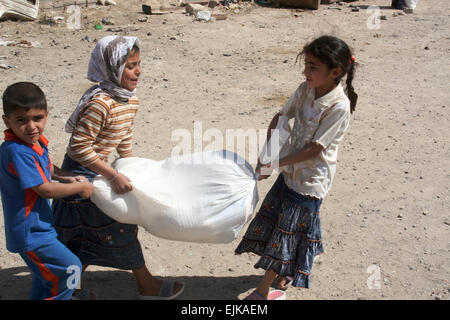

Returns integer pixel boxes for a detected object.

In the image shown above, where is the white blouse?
[279,81,351,199]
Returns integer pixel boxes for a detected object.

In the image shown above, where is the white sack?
[90,150,259,244]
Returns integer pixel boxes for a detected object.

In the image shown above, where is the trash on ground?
[0,38,40,48]
[98,0,117,5]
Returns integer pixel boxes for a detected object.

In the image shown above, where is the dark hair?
[2,82,47,116]
[297,36,358,113]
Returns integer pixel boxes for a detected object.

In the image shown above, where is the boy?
[0,82,94,300]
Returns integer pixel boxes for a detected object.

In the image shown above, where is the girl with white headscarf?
[53,36,184,300]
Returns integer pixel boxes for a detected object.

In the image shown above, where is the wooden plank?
[277,0,319,10]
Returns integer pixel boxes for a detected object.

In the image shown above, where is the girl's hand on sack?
[110,172,133,194]
[78,181,95,199]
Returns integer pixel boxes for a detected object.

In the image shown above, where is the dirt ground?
[0,0,448,300]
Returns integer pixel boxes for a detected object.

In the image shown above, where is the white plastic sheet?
[91,150,259,244]
[405,0,419,9]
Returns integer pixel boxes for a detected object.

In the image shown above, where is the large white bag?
[90,150,259,244]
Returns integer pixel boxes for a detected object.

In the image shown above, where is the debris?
[138,17,148,22]
[52,16,65,23]
[107,27,123,32]
[142,3,184,15]
[0,63,14,70]
[0,0,40,21]
[186,3,208,16]
[142,4,152,15]
[196,10,212,21]
[95,24,103,30]
[0,38,40,48]
[102,17,114,25]
[351,7,360,12]
[276,0,319,10]
[97,0,117,5]
[403,8,414,14]
[208,0,220,8]
[212,13,227,20]
[106,26,140,32]
[0,38,13,46]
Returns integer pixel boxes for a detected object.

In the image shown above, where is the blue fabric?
[0,132,57,253]
[52,154,145,270]
[20,239,81,300]
[235,174,323,288]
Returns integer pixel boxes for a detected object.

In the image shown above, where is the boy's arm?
[32,180,94,200]
[86,158,132,195]
[51,165,87,183]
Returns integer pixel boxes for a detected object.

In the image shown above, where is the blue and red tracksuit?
[0,129,81,300]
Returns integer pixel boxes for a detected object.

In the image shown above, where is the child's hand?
[74,175,88,183]
[78,181,95,199]
[65,175,88,183]
[110,172,133,194]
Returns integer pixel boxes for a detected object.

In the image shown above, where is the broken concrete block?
[186,3,209,16]
[0,0,40,21]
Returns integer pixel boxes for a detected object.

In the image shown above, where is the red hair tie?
[350,55,356,64]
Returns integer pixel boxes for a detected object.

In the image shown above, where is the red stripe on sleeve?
[32,156,49,183]
[24,189,39,218]
[8,162,18,176]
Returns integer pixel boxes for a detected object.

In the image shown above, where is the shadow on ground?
[0,266,260,300]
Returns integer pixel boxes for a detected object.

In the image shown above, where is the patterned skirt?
[235,174,323,288]
[52,154,145,270]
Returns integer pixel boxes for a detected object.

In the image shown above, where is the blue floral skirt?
[235,174,323,288]
[52,154,145,270]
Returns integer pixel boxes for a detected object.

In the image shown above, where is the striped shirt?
[67,94,139,167]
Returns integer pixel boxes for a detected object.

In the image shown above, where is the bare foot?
[273,276,292,290]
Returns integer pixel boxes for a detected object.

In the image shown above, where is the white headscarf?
[65,35,140,133]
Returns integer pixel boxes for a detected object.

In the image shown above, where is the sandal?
[244,289,286,300]
[138,280,184,300]
[273,276,293,291]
